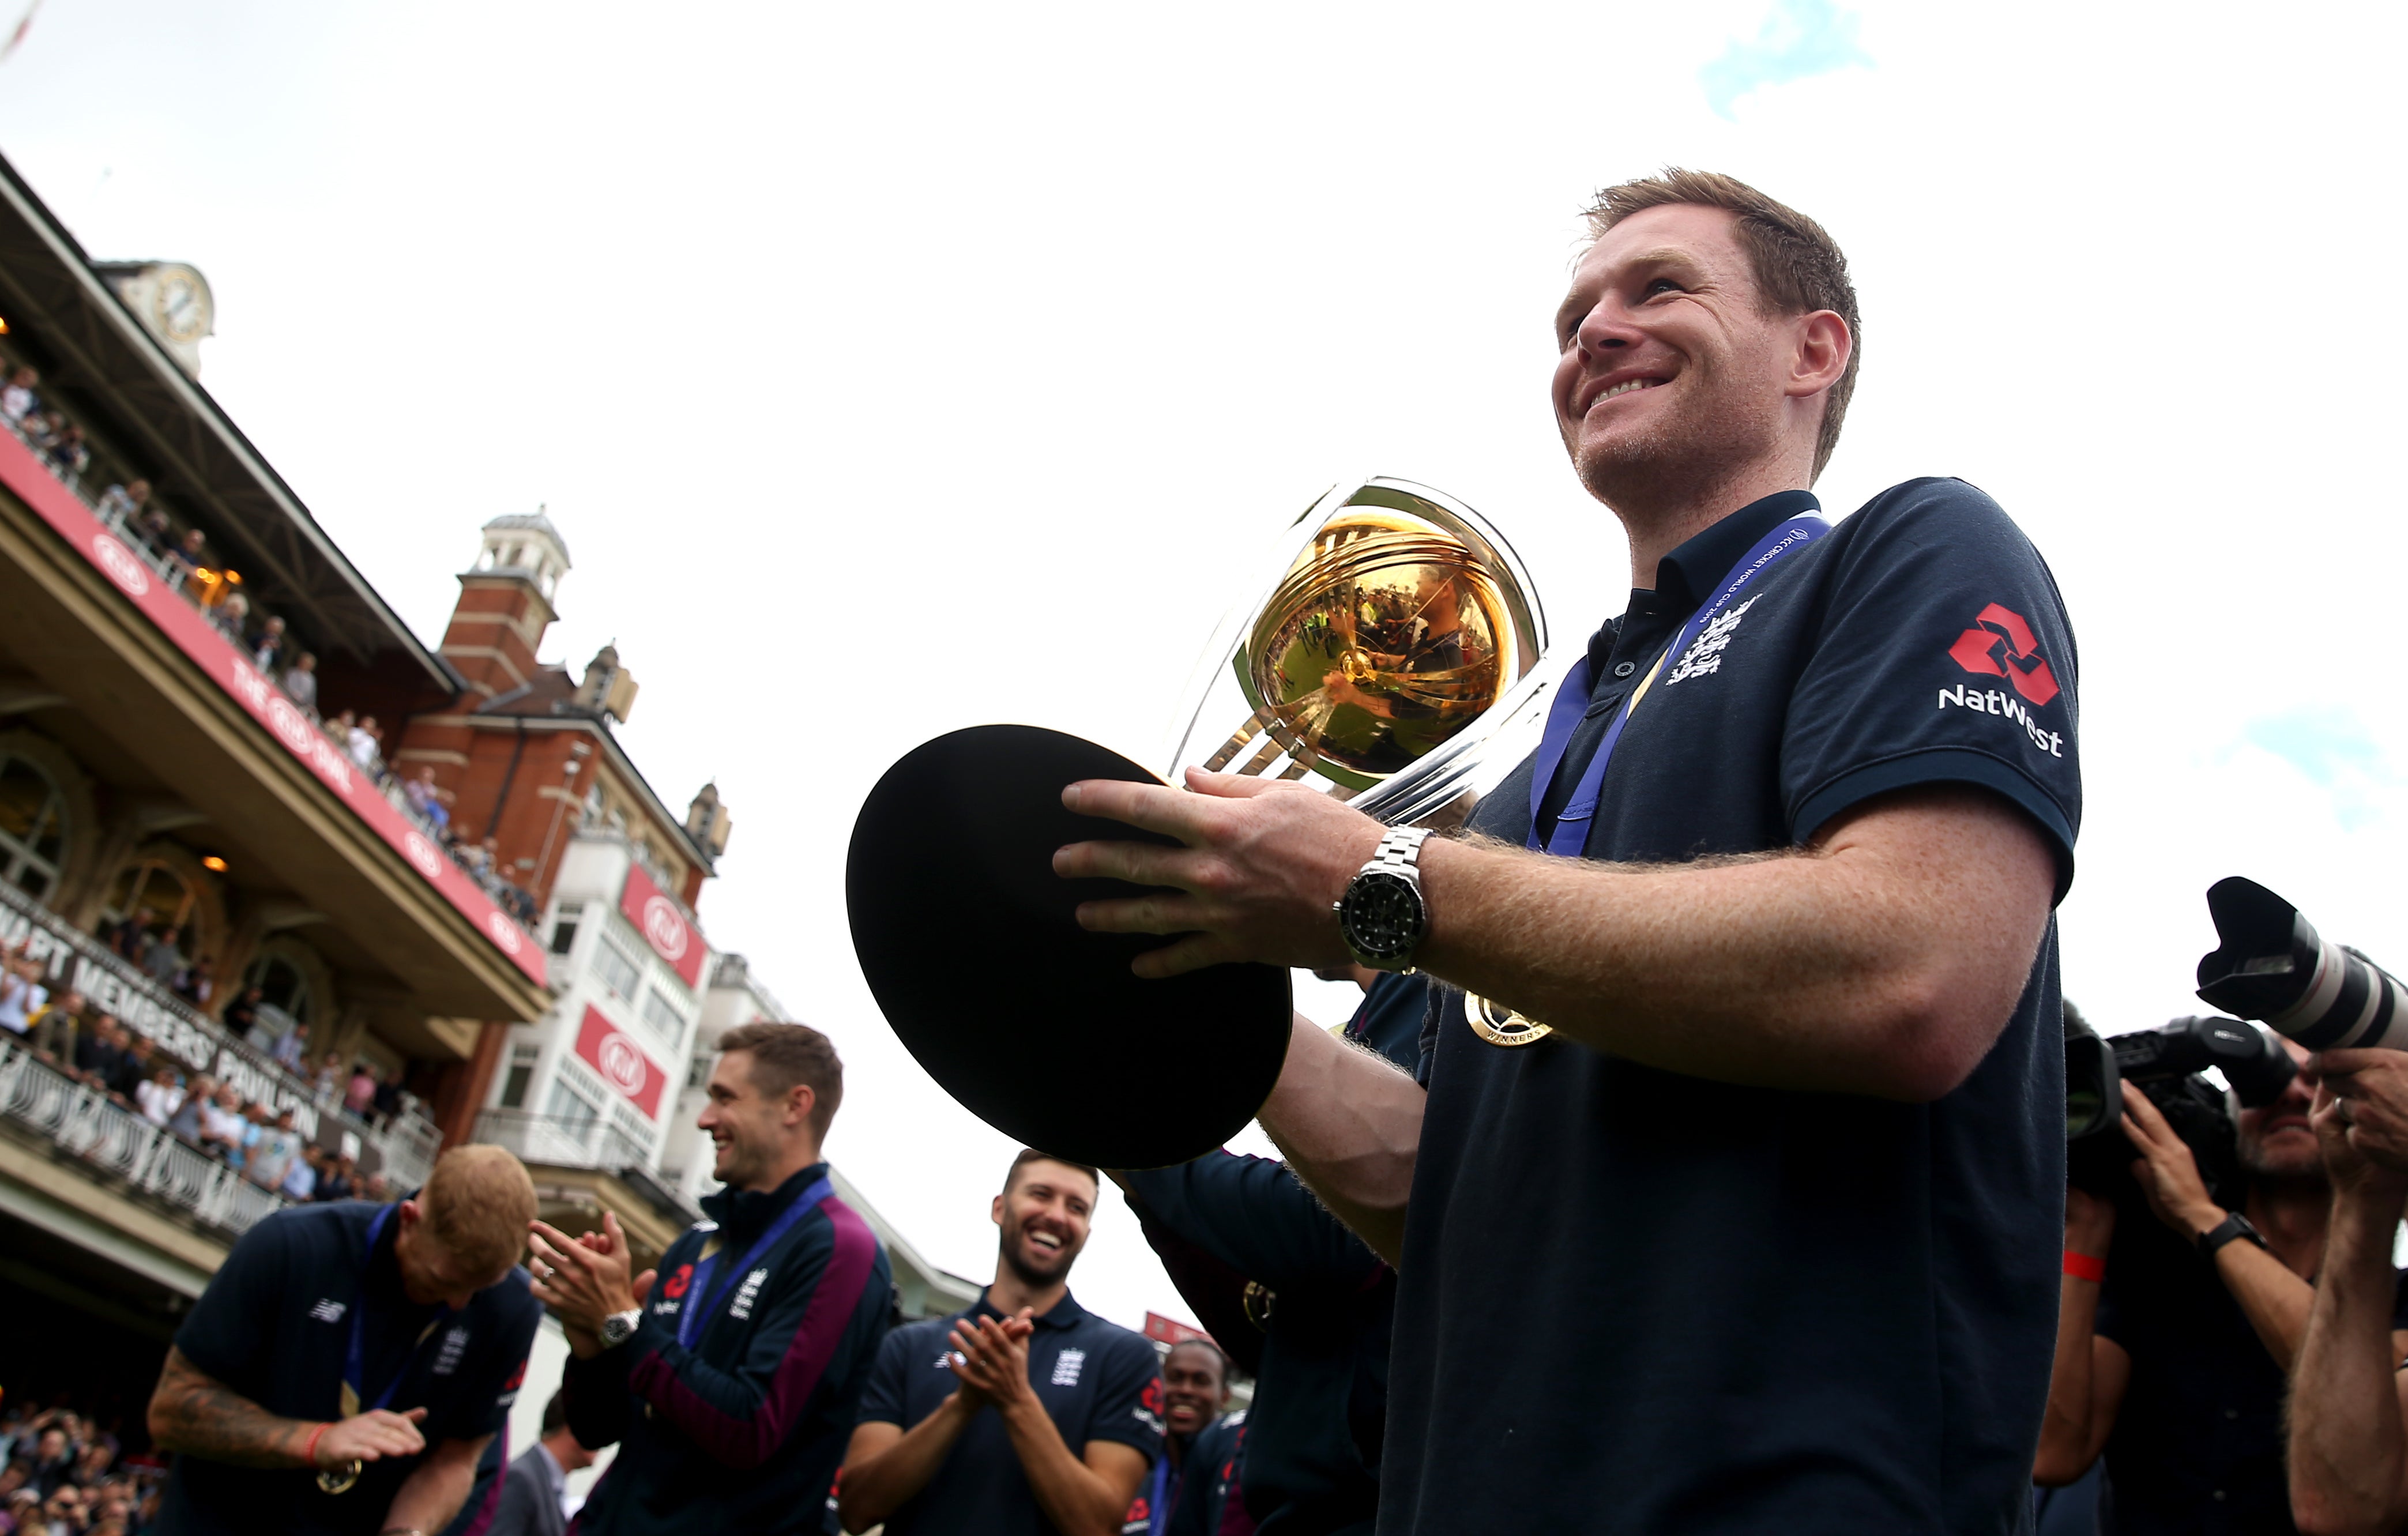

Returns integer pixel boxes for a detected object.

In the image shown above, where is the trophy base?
[848,724,1293,1169]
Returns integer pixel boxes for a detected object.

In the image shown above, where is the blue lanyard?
[676,1176,831,1349]
[1146,1448,1175,1532]
[344,1204,449,1418]
[1528,513,1828,857]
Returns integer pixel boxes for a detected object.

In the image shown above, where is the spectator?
[281,1142,319,1203]
[249,613,286,673]
[316,1152,356,1203]
[43,420,87,480]
[0,364,37,424]
[373,1069,404,1127]
[172,955,213,1007]
[488,1392,591,1536]
[135,503,172,555]
[166,1074,216,1144]
[346,1061,378,1117]
[281,650,319,713]
[2034,1042,2396,1532]
[235,1102,268,1174]
[347,714,382,773]
[250,1105,302,1192]
[841,1150,1162,1535]
[92,478,150,527]
[271,1016,308,1072]
[209,589,249,643]
[165,526,208,581]
[17,408,55,455]
[27,988,76,1065]
[73,1014,142,1101]
[138,927,181,985]
[0,954,39,1037]
[313,1047,343,1104]
[136,1063,185,1128]
[198,1083,247,1163]
[405,766,452,832]
[25,1430,70,1497]
[220,984,259,1045]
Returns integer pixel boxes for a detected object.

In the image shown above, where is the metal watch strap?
[600,1308,642,1347]
[2197,1211,2269,1260]
[1365,825,1432,878]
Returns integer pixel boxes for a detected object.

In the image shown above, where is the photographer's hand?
[2117,1082,2223,1239]
[2314,1050,2408,1177]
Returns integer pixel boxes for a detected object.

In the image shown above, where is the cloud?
[1699,0,1873,120]
[2241,706,2398,830]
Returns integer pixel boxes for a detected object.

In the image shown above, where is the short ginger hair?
[421,1145,537,1277]
[1582,167,1861,479]
[717,1021,844,1140]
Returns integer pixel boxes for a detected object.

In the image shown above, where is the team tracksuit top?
[565,1162,893,1535]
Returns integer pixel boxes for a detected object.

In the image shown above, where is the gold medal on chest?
[1465,992,1552,1047]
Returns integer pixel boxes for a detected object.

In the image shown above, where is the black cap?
[846,724,1292,1169]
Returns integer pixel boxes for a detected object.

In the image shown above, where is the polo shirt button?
[1612,661,1636,679]
[2212,1490,2227,1501]
[2225,1408,2239,1420]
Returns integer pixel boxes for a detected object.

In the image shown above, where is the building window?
[593,930,641,1002]
[101,857,198,960]
[500,1042,540,1109]
[545,1071,601,1135]
[686,1050,714,1091]
[639,986,687,1045]
[0,752,66,902]
[549,903,583,957]
[243,952,315,1026]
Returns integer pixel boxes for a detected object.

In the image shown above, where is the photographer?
[2037,1040,2408,1532]
[2289,1049,2408,1535]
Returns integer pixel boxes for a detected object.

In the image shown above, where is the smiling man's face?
[994,1158,1096,1287]
[2237,1038,2322,1181]
[1550,202,1823,518]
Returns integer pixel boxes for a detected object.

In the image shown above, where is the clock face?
[152,269,209,344]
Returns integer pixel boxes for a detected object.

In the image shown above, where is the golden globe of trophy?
[848,477,1553,1168]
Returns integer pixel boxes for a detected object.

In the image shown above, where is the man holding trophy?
[1053,170,2081,1531]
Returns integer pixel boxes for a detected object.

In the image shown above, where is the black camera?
[2065,1011,2296,1198]
[2197,876,2408,1051]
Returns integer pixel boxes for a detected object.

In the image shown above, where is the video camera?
[2065,1011,2296,1197]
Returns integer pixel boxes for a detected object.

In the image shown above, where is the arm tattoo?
[149,1347,315,1469]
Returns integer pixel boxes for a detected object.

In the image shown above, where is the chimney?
[442,509,573,702]
[577,643,638,724]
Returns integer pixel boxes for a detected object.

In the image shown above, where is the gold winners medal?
[316,1462,362,1496]
[1466,992,1552,1048]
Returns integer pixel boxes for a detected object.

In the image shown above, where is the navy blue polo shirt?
[160,1201,540,1536]
[857,1289,1165,1536]
[1385,480,2080,1535]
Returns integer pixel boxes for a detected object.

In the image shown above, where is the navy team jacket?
[565,1162,892,1535]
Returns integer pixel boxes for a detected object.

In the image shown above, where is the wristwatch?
[2197,1211,2270,1262]
[1334,826,1433,973]
[599,1308,644,1348]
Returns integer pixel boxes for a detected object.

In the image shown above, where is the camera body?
[2065,1013,2295,1200]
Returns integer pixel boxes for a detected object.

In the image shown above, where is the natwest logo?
[1947,603,2059,707]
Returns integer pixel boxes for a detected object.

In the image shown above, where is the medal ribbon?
[1527,512,1828,857]
[676,1175,831,1350]
[1146,1448,1175,1533]
[338,1203,452,1421]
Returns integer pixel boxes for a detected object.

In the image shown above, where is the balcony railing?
[0,879,441,1189]
[0,1041,289,1238]
[472,1108,654,1175]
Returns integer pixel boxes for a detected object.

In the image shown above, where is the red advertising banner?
[1143,1312,1216,1348]
[0,433,547,987]
[575,1003,665,1117]
[620,860,706,989]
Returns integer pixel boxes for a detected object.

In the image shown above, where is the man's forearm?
[997,1399,1124,1536]
[382,1436,484,1534]
[2034,1274,2102,1484]
[1256,1015,1421,1266]
[840,1400,976,1531]
[2291,1187,2408,1536]
[2215,1240,2316,1371]
[1412,788,2054,1102]
[146,1347,314,1468]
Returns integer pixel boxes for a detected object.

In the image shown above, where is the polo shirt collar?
[699,1160,830,1243]
[1654,488,1821,613]
[973,1287,1089,1331]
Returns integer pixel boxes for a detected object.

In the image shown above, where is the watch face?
[153,271,208,342]
[1342,871,1423,959]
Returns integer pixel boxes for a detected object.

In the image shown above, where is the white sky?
[3,0,2405,1335]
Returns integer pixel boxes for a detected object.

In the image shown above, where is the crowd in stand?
[0,1405,157,1536]
[0,940,397,1207]
[1,361,540,929]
